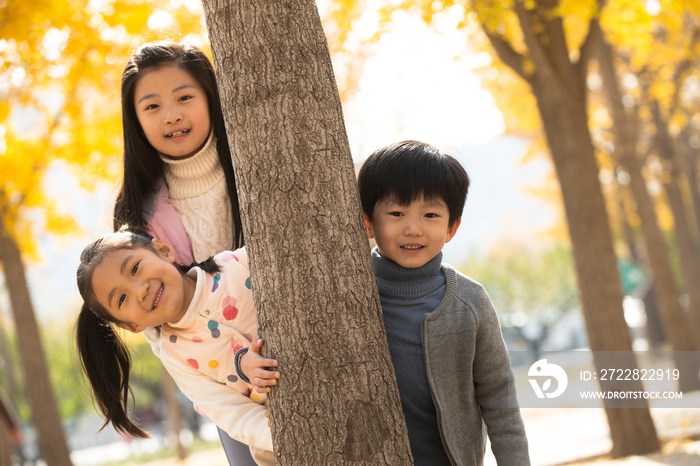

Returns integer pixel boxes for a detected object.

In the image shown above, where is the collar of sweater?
[371,246,444,297]
[159,131,224,200]
[168,266,204,331]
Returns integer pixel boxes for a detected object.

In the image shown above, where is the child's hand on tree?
[241,339,280,393]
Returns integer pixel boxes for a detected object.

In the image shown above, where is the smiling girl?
[76,230,278,465]
[113,42,242,268]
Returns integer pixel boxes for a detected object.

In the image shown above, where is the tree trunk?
[161,369,187,460]
[0,315,21,414]
[0,321,14,466]
[0,216,73,466]
[615,190,667,348]
[650,100,700,345]
[0,317,26,465]
[0,420,11,466]
[597,36,700,390]
[532,76,660,456]
[480,6,659,455]
[621,152,699,386]
[640,281,666,348]
[617,192,641,266]
[200,0,413,463]
[678,125,700,255]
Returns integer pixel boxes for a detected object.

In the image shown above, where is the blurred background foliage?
[1,0,700,458]
[460,242,578,327]
[0,314,162,424]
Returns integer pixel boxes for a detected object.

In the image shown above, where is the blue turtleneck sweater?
[372,248,452,466]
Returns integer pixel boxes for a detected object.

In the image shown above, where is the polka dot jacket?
[144,248,272,452]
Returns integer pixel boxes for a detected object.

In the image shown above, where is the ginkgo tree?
[593,33,700,395]
[589,8,700,397]
[474,3,662,455]
[0,0,208,461]
[464,0,700,383]
[620,7,700,346]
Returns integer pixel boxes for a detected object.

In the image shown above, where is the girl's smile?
[91,240,196,333]
[152,284,164,309]
[134,64,211,160]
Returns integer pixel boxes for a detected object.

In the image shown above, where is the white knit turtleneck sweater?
[160,133,234,262]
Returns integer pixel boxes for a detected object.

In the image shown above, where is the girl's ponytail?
[76,304,149,439]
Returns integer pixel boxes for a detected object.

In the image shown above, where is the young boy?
[357,140,530,466]
[240,140,530,464]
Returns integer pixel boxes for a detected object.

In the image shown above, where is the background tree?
[200,0,413,463]
[0,421,10,466]
[645,89,700,337]
[596,31,700,391]
[678,124,700,240]
[603,0,700,334]
[0,0,208,460]
[474,4,661,455]
[0,220,72,464]
[647,24,700,339]
[161,370,186,460]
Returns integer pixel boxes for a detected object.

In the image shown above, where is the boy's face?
[364,195,461,269]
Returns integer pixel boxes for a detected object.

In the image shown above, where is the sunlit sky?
[342,9,504,160]
[2,8,555,323]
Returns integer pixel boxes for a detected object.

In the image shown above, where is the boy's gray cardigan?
[423,264,530,466]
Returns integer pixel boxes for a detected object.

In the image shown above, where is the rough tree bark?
[597,36,700,391]
[478,1,660,455]
[200,0,413,463]
[0,213,72,466]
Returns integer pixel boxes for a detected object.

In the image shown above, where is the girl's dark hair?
[113,41,244,249]
[357,140,470,226]
[75,229,219,438]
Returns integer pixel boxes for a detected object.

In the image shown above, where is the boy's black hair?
[357,140,470,226]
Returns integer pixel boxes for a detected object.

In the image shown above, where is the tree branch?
[481,28,532,84]
[669,27,700,117]
[575,19,601,85]
[513,1,558,83]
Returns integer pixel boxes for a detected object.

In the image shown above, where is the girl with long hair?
[111,42,259,464]
[76,230,278,465]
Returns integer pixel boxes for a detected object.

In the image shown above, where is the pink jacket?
[145,183,196,265]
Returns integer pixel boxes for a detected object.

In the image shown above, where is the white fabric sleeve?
[160,351,273,452]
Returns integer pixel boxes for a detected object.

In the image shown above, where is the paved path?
[133,448,228,466]
[138,403,700,466]
[485,400,700,466]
